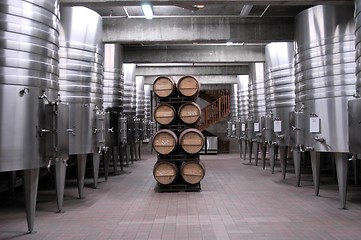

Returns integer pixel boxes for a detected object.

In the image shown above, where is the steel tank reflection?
[264,42,295,146]
[103,43,124,147]
[58,6,103,155]
[294,5,355,209]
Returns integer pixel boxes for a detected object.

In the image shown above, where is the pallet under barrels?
[152,76,206,192]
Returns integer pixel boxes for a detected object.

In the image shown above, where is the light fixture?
[193,4,205,9]
[141,3,153,19]
[240,5,253,17]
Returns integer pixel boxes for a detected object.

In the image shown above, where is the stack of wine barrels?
[152,76,205,191]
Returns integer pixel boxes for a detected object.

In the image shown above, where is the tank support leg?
[270,145,276,174]
[138,142,142,160]
[103,150,109,181]
[352,158,359,185]
[261,143,267,170]
[310,151,321,196]
[239,140,243,159]
[92,153,100,188]
[130,140,135,164]
[293,148,302,187]
[248,140,253,163]
[23,168,39,233]
[113,146,118,175]
[335,153,349,209]
[9,171,17,199]
[279,146,288,180]
[254,141,259,166]
[242,139,247,161]
[119,145,125,171]
[77,154,87,199]
[55,160,66,213]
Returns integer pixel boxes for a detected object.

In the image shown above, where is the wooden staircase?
[197,93,230,131]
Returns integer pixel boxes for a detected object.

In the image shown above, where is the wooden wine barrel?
[154,103,176,125]
[153,76,176,98]
[177,75,200,98]
[178,102,201,125]
[180,160,205,185]
[152,129,178,155]
[153,161,178,185]
[178,128,204,154]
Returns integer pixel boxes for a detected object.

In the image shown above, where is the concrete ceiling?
[59,0,355,84]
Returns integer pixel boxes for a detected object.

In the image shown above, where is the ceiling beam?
[60,0,353,6]
[104,17,293,43]
[136,65,249,76]
[124,45,265,63]
[144,75,239,84]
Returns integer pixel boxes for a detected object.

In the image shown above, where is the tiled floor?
[1,153,361,240]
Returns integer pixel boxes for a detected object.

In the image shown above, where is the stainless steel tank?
[144,84,152,139]
[264,42,295,146]
[264,42,296,176]
[294,5,355,153]
[136,76,145,120]
[248,63,266,141]
[0,0,62,170]
[58,6,104,155]
[294,5,355,209]
[237,75,249,139]
[228,83,238,137]
[103,43,124,147]
[349,0,361,155]
[123,64,136,118]
[237,75,249,161]
[123,64,137,159]
[0,0,64,232]
[136,76,145,142]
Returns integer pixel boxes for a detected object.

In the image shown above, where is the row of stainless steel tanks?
[228,4,360,209]
[0,2,153,232]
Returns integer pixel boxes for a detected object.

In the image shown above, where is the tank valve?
[93,128,101,134]
[305,146,314,151]
[298,145,304,153]
[62,159,68,167]
[108,127,114,133]
[19,88,30,96]
[98,146,109,154]
[276,135,284,139]
[39,126,51,137]
[298,103,306,112]
[67,126,75,136]
[38,90,52,104]
[353,89,360,98]
[47,159,52,170]
[314,136,325,143]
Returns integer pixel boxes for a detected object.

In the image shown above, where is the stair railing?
[197,93,230,131]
